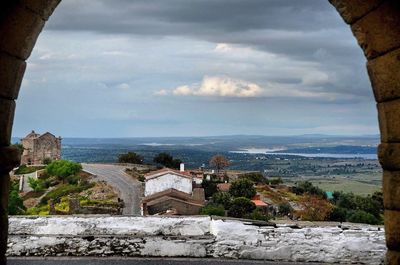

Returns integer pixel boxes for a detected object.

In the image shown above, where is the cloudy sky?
[13,0,378,137]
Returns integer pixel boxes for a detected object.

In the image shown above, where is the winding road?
[81,163,143,215]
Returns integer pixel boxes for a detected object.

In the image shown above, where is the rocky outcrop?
[7,216,385,264]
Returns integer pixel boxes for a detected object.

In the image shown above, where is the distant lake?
[230,148,377,159]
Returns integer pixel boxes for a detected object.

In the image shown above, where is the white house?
[144,168,193,197]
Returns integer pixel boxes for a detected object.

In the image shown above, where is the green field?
[309,178,381,196]
[284,172,382,196]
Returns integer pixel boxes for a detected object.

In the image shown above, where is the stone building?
[20,130,61,165]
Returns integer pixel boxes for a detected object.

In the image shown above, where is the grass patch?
[15,165,43,175]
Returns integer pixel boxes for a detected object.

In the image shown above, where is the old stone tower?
[20,130,61,165]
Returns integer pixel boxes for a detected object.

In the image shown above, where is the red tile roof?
[217,183,231,192]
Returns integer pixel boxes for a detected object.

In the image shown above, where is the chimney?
[180,163,185,172]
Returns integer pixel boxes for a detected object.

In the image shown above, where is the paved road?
[82,163,143,215]
[8,257,325,265]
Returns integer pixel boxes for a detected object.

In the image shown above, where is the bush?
[229,179,256,199]
[28,177,46,192]
[202,179,219,199]
[329,207,348,222]
[8,182,25,215]
[245,208,269,221]
[348,210,380,225]
[200,203,225,216]
[46,160,82,181]
[291,181,326,199]
[118,152,144,164]
[212,191,232,209]
[14,165,38,175]
[40,182,94,205]
[228,197,256,218]
[153,153,182,169]
[278,202,293,216]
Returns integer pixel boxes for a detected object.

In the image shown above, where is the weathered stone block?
[329,0,383,24]
[382,170,400,210]
[378,143,400,170]
[385,210,400,251]
[386,250,400,265]
[377,99,400,143]
[368,47,400,102]
[0,173,10,265]
[351,1,400,59]
[22,0,61,21]
[0,5,45,60]
[0,52,26,99]
[0,98,15,146]
[0,146,20,173]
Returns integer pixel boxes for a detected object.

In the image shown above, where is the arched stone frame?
[0,0,399,264]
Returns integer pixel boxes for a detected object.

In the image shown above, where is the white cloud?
[172,76,263,98]
[154,89,169,96]
[214,43,232,53]
[117,83,130,90]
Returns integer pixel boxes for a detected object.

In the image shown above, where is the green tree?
[46,160,82,182]
[212,191,233,209]
[153,152,182,169]
[348,210,380,225]
[28,177,45,192]
[291,181,326,199]
[200,203,225,216]
[228,197,256,218]
[328,207,347,222]
[202,179,218,199]
[229,179,256,199]
[8,182,26,215]
[118,152,143,164]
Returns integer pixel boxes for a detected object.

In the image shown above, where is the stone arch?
[0,0,399,264]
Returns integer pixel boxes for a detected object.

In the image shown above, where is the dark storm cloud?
[49,0,341,34]
[46,0,370,98]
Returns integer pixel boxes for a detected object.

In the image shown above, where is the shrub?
[291,181,326,199]
[348,210,380,225]
[278,202,293,216]
[14,165,38,175]
[46,160,82,181]
[28,177,46,192]
[153,153,182,169]
[118,152,144,164]
[8,182,25,215]
[202,179,219,199]
[40,182,94,205]
[212,191,232,209]
[200,203,225,216]
[245,208,269,221]
[228,197,256,218]
[229,179,256,199]
[329,207,348,222]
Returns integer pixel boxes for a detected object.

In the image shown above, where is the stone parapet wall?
[7,216,385,264]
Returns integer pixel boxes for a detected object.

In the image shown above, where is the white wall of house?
[145,173,192,196]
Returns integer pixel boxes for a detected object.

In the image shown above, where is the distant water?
[230,149,377,159]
